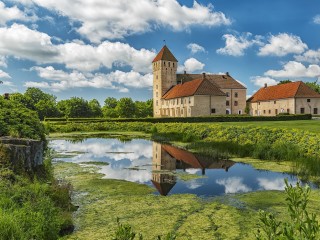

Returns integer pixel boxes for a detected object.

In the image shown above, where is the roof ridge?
[293,81,302,97]
[193,78,205,95]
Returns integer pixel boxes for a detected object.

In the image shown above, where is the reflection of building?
[151,142,235,196]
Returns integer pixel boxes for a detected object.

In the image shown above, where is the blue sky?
[0,0,320,103]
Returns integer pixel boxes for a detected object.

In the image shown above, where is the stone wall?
[0,137,44,172]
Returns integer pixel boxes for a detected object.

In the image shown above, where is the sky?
[0,0,320,103]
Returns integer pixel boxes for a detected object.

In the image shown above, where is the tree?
[24,87,56,107]
[134,99,153,118]
[57,97,91,118]
[277,80,292,85]
[115,98,136,118]
[306,81,320,94]
[104,97,118,109]
[35,100,61,120]
[88,99,102,117]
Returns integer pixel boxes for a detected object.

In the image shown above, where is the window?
[300,108,305,114]
[274,101,276,104]
[226,110,230,114]
[258,102,260,105]
[164,61,166,66]
[211,108,216,114]
[314,108,318,114]
[168,62,170,67]
[234,92,238,98]
[275,109,278,115]
[238,110,242,114]
[226,92,230,97]
[156,100,158,106]
[307,99,311,103]
[234,101,238,106]
[156,84,158,89]
[268,110,271,114]
[173,63,175,67]
[263,110,266,114]
[287,108,290,113]
[176,99,178,104]
[181,109,183,114]
[226,100,230,106]
[156,92,158,97]
[181,98,183,104]
[156,75,158,79]
[189,97,191,104]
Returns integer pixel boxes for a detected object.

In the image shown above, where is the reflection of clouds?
[216,177,252,194]
[185,179,204,189]
[50,139,153,183]
[185,169,201,175]
[258,178,296,190]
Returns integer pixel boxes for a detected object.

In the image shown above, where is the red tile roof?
[177,73,246,89]
[152,45,178,63]
[248,81,320,102]
[151,180,175,196]
[162,78,225,99]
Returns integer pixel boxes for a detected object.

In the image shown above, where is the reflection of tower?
[151,142,176,196]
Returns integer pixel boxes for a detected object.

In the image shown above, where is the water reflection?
[152,142,235,196]
[50,138,313,197]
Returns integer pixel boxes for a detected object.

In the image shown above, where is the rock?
[0,137,44,172]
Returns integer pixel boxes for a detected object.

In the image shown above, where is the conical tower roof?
[152,45,178,63]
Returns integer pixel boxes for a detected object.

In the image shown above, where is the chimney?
[226,72,230,76]
[202,72,206,79]
[3,93,9,100]
[264,83,267,88]
[184,70,186,75]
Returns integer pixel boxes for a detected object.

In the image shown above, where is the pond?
[50,137,314,197]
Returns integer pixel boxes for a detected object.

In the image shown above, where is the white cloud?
[0,1,32,25]
[265,61,320,78]
[29,66,152,91]
[179,58,205,72]
[250,76,278,88]
[20,0,230,42]
[0,56,6,67]
[1,80,14,87]
[258,33,308,57]
[295,49,320,64]
[313,15,320,24]
[216,177,251,194]
[187,43,205,54]
[217,33,260,56]
[258,178,296,191]
[0,24,156,73]
[0,24,59,63]
[0,69,11,79]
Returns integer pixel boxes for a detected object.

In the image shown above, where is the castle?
[152,45,247,117]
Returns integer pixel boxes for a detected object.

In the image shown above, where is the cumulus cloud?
[265,61,320,78]
[0,1,34,25]
[258,33,308,57]
[216,177,251,194]
[0,24,156,73]
[258,178,296,190]
[0,69,11,79]
[217,32,261,56]
[0,24,59,63]
[28,66,152,91]
[250,76,278,88]
[18,0,230,42]
[187,43,206,54]
[179,58,205,72]
[295,49,320,64]
[313,15,320,24]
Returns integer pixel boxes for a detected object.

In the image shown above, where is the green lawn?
[207,120,320,133]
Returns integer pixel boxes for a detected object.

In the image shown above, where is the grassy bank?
[54,161,320,240]
[0,153,74,240]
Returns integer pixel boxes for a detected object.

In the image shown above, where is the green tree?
[277,80,292,85]
[89,99,103,117]
[35,100,61,120]
[104,97,118,109]
[306,81,320,94]
[24,87,56,107]
[57,97,91,118]
[134,99,153,118]
[115,98,136,118]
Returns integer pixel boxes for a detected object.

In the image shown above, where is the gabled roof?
[162,78,226,100]
[248,81,320,102]
[176,73,246,89]
[152,45,178,63]
[151,180,175,196]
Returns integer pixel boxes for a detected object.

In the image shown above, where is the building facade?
[152,46,247,117]
[247,81,320,116]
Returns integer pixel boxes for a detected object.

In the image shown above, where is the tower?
[152,45,178,117]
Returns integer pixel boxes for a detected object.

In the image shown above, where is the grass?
[207,120,320,134]
[55,161,320,240]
